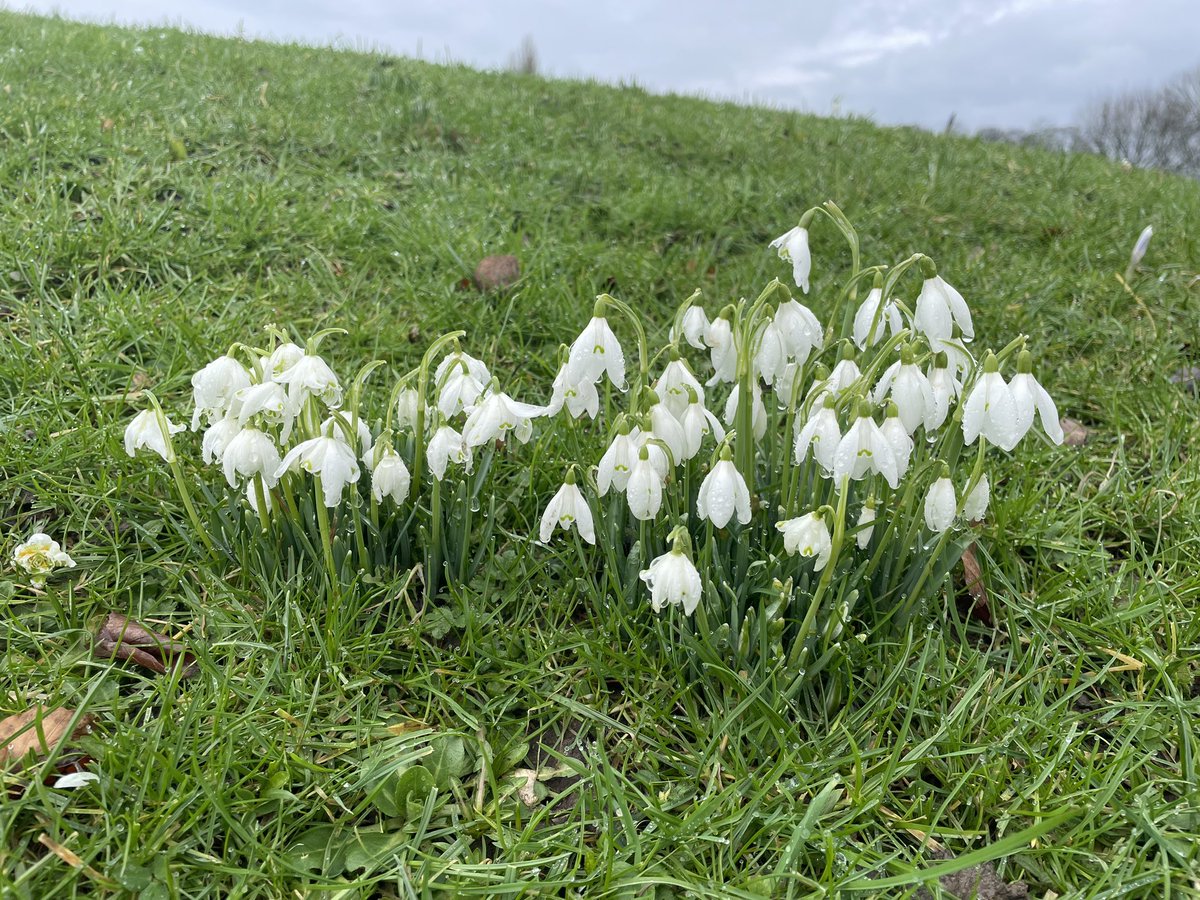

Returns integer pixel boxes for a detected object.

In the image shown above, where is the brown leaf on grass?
[94,613,198,678]
[958,544,992,626]
[0,707,95,768]
[1060,418,1089,446]
[473,255,520,291]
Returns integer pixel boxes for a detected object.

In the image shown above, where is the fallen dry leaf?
[473,255,520,291]
[958,544,992,626]
[0,707,95,768]
[1060,417,1089,446]
[94,613,198,678]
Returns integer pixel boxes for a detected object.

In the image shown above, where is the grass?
[1,10,1199,898]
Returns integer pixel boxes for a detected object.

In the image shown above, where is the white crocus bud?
[794,397,841,473]
[774,299,824,364]
[673,305,710,350]
[852,287,904,350]
[1008,351,1064,445]
[926,353,961,432]
[914,274,974,346]
[679,391,725,460]
[370,445,411,505]
[538,473,595,544]
[723,383,767,442]
[769,225,811,293]
[963,473,990,521]
[567,312,626,390]
[462,390,545,447]
[696,451,752,529]
[924,472,957,533]
[13,533,76,585]
[274,435,360,507]
[625,446,663,521]
[833,403,899,489]
[705,312,738,385]
[190,355,252,430]
[640,545,703,615]
[961,353,1021,451]
[222,427,281,489]
[426,424,471,480]
[777,512,832,570]
[855,502,877,549]
[654,356,704,419]
[872,347,936,435]
[201,415,241,465]
[125,409,186,462]
[880,405,913,480]
[275,353,342,409]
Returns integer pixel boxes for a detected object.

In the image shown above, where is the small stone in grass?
[1060,418,1089,446]
[473,255,520,292]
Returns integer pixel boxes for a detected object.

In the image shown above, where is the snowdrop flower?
[672,305,710,350]
[754,318,789,386]
[222,427,281,489]
[705,312,738,386]
[275,352,342,408]
[538,473,595,544]
[774,299,824,364]
[777,512,832,570]
[833,403,900,488]
[880,405,914,480]
[1128,225,1153,273]
[437,358,488,419]
[53,771,99,790]
[962,353,1021,451]
[435,350,490,389]
[647,395,687,464]
[426,424,471,480]
[321,414,374,454]
[597,422,642,495]
[723,383,767,442]
[201,415,241,465]
[696,450,752,529]
[1009,351,1064,445]
[567,313,626,390]
[852,287,904,350]
[235,381,295,439]
[246,480,272,515]
[926,353,961,432]
[12,533,76,585]
[368,446,411,505]
[395,388,422,432]
[914,274,974,346]
[125,409,186,462]
[653,355,704,419]
[546,363,600,419]
[770,225,811,293]
[462,390,545,447]
[640,545,702,615]
[855,501,877,550]
[190,355,252,430]
[679,390,725,460]
[266,342,305,380]
[793,397,841,473]
[963,473,990,521]
[625,446,663,521]
[827,349,862,398]
[274,436,360,507]
[871,347,936,435]
[924,471,957,533]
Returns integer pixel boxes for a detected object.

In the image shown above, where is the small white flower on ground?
[190,355,252,430]
[274,353,343,409]
[696,455,752,529]
[625,448,663,521]
[673,305,709,350]
[924,474,957,533]
[834,407,900,489]
[777,513,832,570]
[53,771,99,789]
[793,399,841,473]
[370,446,411,505]
[1009,351,1064,445]
[770,226,812,293]
[274,436,361,507]
[125,409,186,462]
[462,391,545,447]
[426,425,472,480]
[640,548,702,615]
[914,275,974,346]
[855,503,876,549]
[963,473,990,521]
[852,287,904,349]
[222,427,281,489]
[705,314,738,385]
[961,355,1021,451]
[538,477,595,544]
[567,314,626,390]
[13,533,76,584]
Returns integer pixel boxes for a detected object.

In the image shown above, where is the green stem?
[313,476,340,589]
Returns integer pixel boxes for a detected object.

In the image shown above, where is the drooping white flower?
[370,445,411,505]
[833,407,900,489]
[723,382,768,442]
[538,478,595,544]
[546,363,600,419]
[654,357,704,419]
[321,414,374,454]
[625,448,663,521]
[190,355,252,430]
[827,355,862,398]
[770,225,812,293]
[274,353,343,409]
[926,354,961,432]
[12,533,76,585]
[426,424,471,480]
[774,299,824,364]
[246,480,272,516]
[914,275,974,346]
[235,381,296,440]
[852,287,904,350]
[679,393,725,460]
[754,318,789,387]
[793,398,841,473]
[395,388,422,432]
[855,503,876,549]
[648,398,687,465]
[222,427,281,489]
[1009,352,1064,445]
[462,390,545,447]
[777,512,832,570]
[274,436,361,507]
[201,415,241,465]
[597,424,641,495]
[125,409,186,462]
[961,355,1021,451]
[963,473,990,521]
[672,305,710,350]
[567,314,626,390]
[266,342,305,381]
[1129,225,1153,271]
[871,350,936,435]
[436,359,488,419]
[640,548,702,615]
[880,409,914,480]
[924,474,957,533]
[435,350,491,389]
[696,455,752,529]
[705,313,738,385]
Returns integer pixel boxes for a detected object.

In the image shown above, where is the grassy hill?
[1,11,1198,897]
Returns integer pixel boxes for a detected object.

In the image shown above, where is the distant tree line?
[976,65,1200,178]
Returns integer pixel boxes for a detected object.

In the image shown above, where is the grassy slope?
[1,11,1198,898]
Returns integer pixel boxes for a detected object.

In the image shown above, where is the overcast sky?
[6,0,1199,130]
